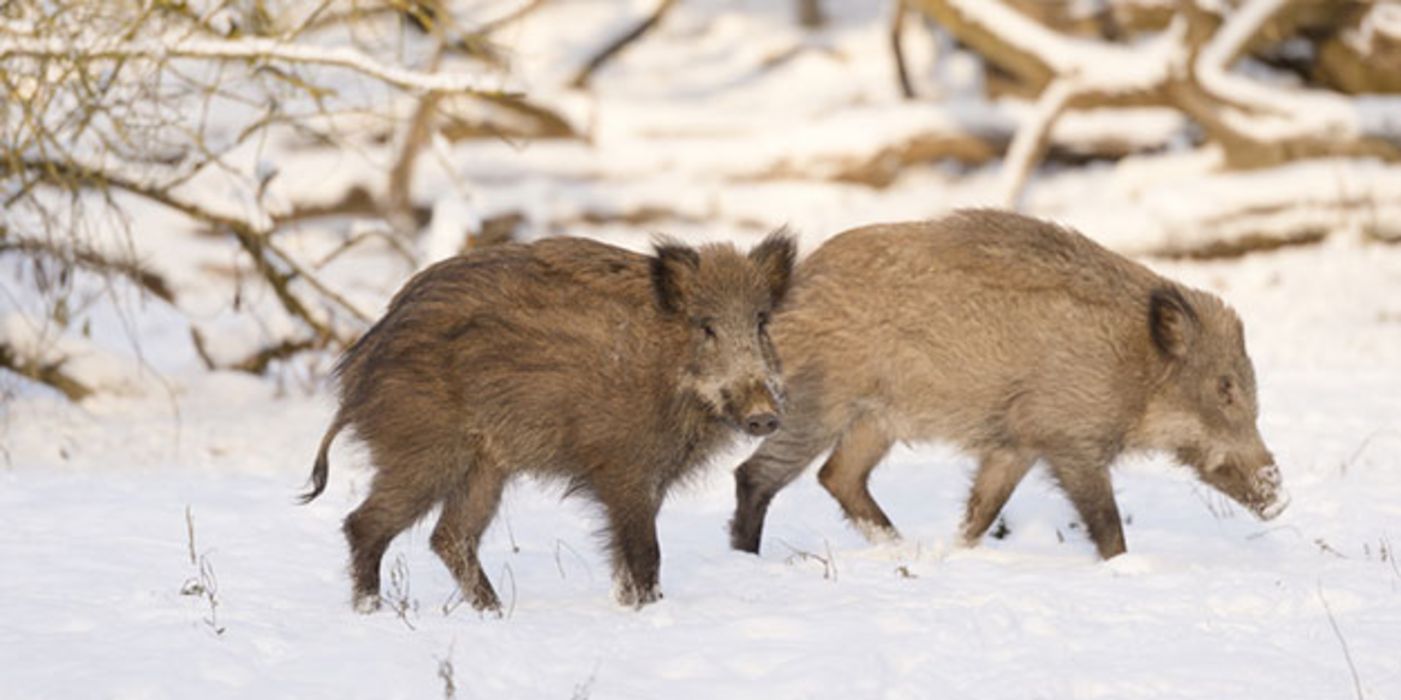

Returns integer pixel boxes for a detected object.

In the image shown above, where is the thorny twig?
[1315,538,1348,559]
[386,554,419,630]
[780,539,839,581]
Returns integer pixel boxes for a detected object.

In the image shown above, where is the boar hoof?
[352,593,382,614]
[855,521,902,547]
[615,581,663,609]
[470,591,503,617]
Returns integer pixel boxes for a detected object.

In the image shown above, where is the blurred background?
[3,0,1399,394]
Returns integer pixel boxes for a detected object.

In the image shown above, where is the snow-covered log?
[907,0,1401,206]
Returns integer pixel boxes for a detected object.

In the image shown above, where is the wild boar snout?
[1232,440,1287,520]
[1197,446,1288,521]
[729,377,784,436]
[744,412,780,436]
[1251,462,1289,520]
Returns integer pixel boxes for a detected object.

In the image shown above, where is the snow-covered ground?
[8,239,1401,699]
[4,2,1401,698]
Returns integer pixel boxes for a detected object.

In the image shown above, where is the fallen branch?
[1316,5,1401,95]
[1186,0,1401,168]
[746,106,1182,190]
[438,92,579,141]
[1146,183,1401,259]
[189,328,324,375]
[0,341,92,401]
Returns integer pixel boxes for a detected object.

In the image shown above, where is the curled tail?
[299,415,348,504]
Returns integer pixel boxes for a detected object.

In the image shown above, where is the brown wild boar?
[303,233,796,611]
[730,209,1287,559]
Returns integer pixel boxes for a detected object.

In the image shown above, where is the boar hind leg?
[343,470,438,613]
[961,448,1037,547]
[430,465,506,614]
[731,425,833,554]
[1047,453,1126,559]
[600,489,664,608]
[817,417,898,543]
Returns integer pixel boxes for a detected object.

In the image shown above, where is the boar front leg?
[430,465,506,614]
[731,422,833,554]
[600,487,664,608]
[817,416,898,543]
[1047,450,1126,559]
[961,447,1037,547]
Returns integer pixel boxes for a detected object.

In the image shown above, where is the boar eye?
[757,311,771,329]
[700,321,717,340]
[1218,376,1235,405]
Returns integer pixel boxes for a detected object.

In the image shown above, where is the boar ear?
[651,240,700,315]
[749,229,797,306]
[1149,287,1199,359]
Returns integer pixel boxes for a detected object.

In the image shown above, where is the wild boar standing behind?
[730,209,1287,560]
[303,233,795,612]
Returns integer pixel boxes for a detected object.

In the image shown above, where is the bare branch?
[890,0,917,100]
[8,158,369,339]
[0,35,504,97]
[0,236,175,303]
[570,0,678,90]
[387,40,449,236]
[998,79,1078,207]
[479,0,553,36]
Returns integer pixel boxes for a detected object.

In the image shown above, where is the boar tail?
[299,415,347,504]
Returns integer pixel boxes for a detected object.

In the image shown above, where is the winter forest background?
[2,1,1400,698]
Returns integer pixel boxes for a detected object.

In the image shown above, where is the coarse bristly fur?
[730,209,1287,560]
[303,231,796,612]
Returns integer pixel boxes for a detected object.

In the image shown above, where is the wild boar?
[303,232,796,611]
[730,209,1286,559]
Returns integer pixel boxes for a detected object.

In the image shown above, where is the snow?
[6,242,1401,698]
[5,1,1401,698]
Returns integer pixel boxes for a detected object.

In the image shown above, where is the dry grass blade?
[1316,581,1366,700]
